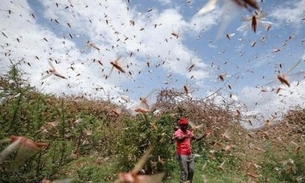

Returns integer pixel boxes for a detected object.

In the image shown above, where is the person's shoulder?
[174,128,181,134]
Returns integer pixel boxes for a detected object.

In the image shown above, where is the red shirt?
[174,129,194,155]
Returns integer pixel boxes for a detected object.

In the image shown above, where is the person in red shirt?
[173,117,210,183]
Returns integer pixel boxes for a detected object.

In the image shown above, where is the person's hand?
[206,129,212,136]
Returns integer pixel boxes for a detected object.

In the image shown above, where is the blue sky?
[1,0,304,128]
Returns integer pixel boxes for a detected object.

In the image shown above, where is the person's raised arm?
[192,130,211,141]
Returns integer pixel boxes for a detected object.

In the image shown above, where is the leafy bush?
[115,113,176,175]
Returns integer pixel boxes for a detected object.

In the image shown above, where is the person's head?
[179,118,188,132]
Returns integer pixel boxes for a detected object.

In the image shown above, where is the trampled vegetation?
[0,64,304,183]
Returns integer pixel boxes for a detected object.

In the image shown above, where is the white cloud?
[239,80,305,128]
[270,0,305,27]
[0,0,215,105]
[156,0,171,5]
[1,0,304,121]
[190,7,220,32]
